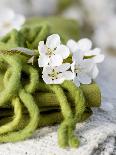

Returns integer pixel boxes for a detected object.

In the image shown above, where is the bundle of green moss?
[0,17,101,148]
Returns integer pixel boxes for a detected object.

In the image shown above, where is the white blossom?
[71,51,94,87]
[42,63,74,84]
[67,38,104,81]
[67,38,104,62]
[0,8,25,36]
[38,34,70,67]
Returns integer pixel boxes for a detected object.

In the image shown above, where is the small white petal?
[91,65,99,79]
[38,55,49,67]
[80,59,94,72]
[42,67,53,84]
[84,48,101,56]
[42,66,53,75]
[77,38,92,51]
[93,54,105,63]
[46,34,60,50]
[53,78,64,84]
[73,77,80,87]
[55,45,70,59]
[62,71,74,80]
[91,48,101,55]
[67,39,78,53]
[72,50,84,64]
[57,63,70,72]
[78,73,92,84]
[42,74,53,84]
[50,54,63,66]
[38,41,47,55]
[84,52,92,57]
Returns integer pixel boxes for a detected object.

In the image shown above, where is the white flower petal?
[93,54,105,63]
[73,77,80,87]
[46,34,60,50]
[53,78,64,84]
[77,38,92,51]
[78,73,92,84]
[72,50,84,64]
[91,65,99,79]
[42,66,53,84]
[50,54,63,66]
[38,55,49,67]
[91,48,101,55]
[57,63,70,72]
[84,48,101,56]
[55,45,70,59]
[38,41,47,55]
[42,74,53,84]
[62,71,74,80]
[42,66,53,75]
[80,59,94,72]
[67,39,78,53]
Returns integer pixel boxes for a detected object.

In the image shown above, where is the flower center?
[46,48,54,57]
[48,69,59,80]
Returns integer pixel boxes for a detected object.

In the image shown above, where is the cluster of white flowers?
[38,34,73,84]
[0,8,25,36]
[38,34,104,87]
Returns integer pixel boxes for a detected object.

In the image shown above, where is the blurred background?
[0,0,115,103]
